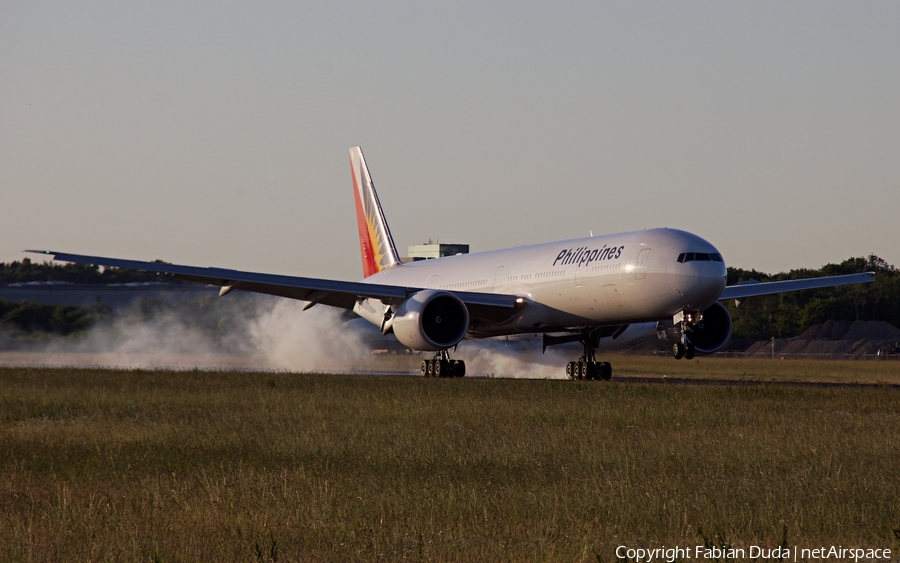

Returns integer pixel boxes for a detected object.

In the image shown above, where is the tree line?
[0,299,112,339]
[0,258,178,285]
[0,294,269,349]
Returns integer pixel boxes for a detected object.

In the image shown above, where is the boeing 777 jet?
[29,147,874,379]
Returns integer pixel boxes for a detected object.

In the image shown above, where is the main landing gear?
[566,360,611,381]
[544,327,622,381]
[565,332,612,381]
[421,350,466,378]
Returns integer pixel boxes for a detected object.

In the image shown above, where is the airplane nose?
[686,262,726,309]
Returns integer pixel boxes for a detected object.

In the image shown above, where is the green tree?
[0,258,181,284]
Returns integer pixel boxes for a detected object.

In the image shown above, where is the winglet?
[349,147,402,278]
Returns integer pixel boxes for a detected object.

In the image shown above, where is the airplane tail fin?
[349,147,402,278]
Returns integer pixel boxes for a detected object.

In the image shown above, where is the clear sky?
[2,2,898,281]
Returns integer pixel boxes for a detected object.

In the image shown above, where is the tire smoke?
[0,294,659,377]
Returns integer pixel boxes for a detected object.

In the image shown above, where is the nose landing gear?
[672,310,699,360]
[421,350,466,378]
[672,340,695,360]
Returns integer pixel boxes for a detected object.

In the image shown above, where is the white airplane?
[29,147,874,379]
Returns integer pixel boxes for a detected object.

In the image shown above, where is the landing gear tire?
[423,352,465,378]
[673,342,685,360]
[565,360,611,381]
[684,344,695,360]
[599,362,612,381]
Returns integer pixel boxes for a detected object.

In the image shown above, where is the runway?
[2,351,898,389]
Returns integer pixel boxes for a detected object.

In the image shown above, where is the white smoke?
[457,338,571,379]
[0,294,658,377]
[455,323,661,379]
[0,295,373,372]
[242,300,370,372]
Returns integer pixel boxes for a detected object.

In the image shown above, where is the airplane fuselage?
[355,228,727,337]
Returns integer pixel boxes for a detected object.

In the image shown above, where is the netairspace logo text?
[615,545,892,562]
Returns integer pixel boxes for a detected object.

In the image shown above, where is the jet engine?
[657,301,733,355]
[391,290,470,351]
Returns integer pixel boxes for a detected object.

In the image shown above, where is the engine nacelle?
[657,301,733,355]
[391,290,470,351]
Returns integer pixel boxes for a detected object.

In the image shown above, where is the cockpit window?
[677,252,723,263]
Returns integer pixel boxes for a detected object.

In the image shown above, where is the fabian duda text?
[615,545,892,562]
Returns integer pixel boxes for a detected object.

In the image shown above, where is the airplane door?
[600,283,631,317]
[492,266,505,291]
[575,267,583,287]
[635,248,651,280]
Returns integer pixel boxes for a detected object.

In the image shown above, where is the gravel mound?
[746,320,900,358]
[798,320,900,341]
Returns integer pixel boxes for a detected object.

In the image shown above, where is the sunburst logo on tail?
[350,147,401,278]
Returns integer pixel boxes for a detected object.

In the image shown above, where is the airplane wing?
[719,272,875,301]
[25,251,520,318]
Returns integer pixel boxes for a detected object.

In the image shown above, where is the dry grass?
[1,366,898,561]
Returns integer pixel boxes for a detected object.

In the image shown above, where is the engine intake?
[391,290,470,351]
[657,301,733,355]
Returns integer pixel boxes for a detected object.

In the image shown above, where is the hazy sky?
[2,2,898,281]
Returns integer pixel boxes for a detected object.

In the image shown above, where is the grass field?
[1,363,899,561]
